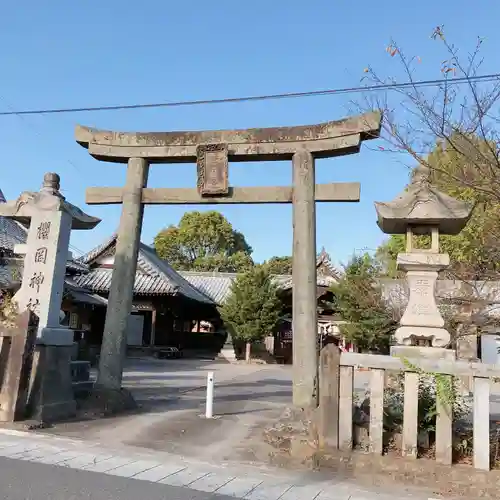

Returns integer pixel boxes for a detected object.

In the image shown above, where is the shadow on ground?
[39,358,292,464]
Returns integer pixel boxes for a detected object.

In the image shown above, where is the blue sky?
[0,1,498,266]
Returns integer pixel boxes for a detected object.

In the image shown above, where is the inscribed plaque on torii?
[197,144,229,196]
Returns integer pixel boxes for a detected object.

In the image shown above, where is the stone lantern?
[374,166,473,359]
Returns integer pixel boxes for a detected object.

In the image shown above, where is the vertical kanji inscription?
[196,144,229,196]
[37,222,51,240]
[34,247,47,264]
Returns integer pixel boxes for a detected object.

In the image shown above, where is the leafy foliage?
[427,139,500,278]
[363,29,500,280]
[260,256,293,275]
[154,211,254,272]
[400,359,469,424]
[331,253,396,353]
[376,137,500,279]
[362,368,471,437]
[218,266,282,345]
[375,236,405,278]
[0,291,18,329]
[355,363,471,458]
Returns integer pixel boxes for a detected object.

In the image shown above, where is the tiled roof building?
[75,235,213,304]
[179,250,339,305]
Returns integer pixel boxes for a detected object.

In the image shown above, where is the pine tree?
[219,266,282,361]
[332,254,396,354]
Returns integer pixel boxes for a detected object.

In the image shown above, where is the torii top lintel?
[75,111,382,164]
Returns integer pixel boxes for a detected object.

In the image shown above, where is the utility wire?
[1,73,497,256]
[0,95,90,258]
[0,74,499,116]
[0,96,83,177]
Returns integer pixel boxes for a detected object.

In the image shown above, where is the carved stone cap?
[0,172,100,230]
[374,165,473,235]
[41,172,62,196]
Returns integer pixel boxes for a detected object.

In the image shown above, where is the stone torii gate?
[75,111,381,408]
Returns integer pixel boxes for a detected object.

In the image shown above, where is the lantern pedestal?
[390,345,456,362]
[395,252,450,348]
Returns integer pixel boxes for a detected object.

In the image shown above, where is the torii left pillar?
[97,158,149,392]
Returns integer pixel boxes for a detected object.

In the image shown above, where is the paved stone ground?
[0,429,438,499]
[18,356,498,499]
[44,358,292,462]
[0,456,234,500]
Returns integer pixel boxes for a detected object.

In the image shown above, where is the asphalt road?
[0,457,236,500]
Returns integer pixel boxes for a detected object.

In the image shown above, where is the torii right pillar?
[292,150,320,407]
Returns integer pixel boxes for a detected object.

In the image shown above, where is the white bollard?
[205,371,214,419]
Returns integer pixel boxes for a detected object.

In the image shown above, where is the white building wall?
[481,333,500,364]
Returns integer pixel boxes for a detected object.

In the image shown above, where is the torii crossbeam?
[76,111,382,408]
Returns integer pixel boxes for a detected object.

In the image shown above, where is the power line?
[0,96,83,177]
[69,244,85,257]
[0,96,93,258]
[1,74,499,116]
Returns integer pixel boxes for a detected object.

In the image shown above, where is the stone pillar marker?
[218,332,237,363]
[0,173,100,421]
[374,165,473,359]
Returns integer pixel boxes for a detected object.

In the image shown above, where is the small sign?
[196,144,229,196]
[69,312,79,329]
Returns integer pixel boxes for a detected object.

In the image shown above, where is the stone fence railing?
[318,345,500,471]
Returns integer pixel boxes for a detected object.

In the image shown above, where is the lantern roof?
[374,166,473,235]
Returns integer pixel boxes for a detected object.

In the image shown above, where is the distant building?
[74,234,217,351]
[73,237,344,358]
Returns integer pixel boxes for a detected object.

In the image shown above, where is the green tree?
[261,256,293,275]
[375,236,405,278]
[332,253,396,354]
[363,28,500,279]
[376,138,500,279]
[219,266,282,361]
[154,211,254,272]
